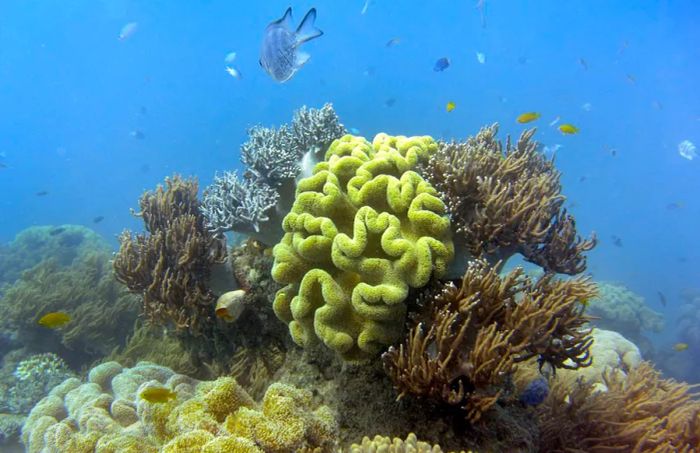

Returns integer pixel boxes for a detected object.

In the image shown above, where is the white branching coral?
[201,103,346,244]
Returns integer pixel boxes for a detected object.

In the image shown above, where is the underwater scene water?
[0,0,699,451]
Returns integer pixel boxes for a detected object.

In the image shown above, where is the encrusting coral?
[537,361,700,452]
[418,124,596,275]
[113,175,227,337]
[272,133,454,361]
[0,249,140,367]
[383,259,595,423]
[21,361,338,453]
[348,432,470,453]
[201,104,346,244]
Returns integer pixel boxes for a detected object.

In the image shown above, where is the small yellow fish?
[673,343,689,352]
[558,123,579,135]
[516,112,541,123]
[446,101,456,112]
[37,312,71,329]
[140,387,177,403]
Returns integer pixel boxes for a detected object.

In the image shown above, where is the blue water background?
[0,1,698,371]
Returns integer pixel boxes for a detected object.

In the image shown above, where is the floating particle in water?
[581,102,592,112]
[476,52,486,64]
[118,22,138,41]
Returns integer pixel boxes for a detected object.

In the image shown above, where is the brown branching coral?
[383,259,595,423]
[419,124,596,274]
[113,175,227,336]
[538,361,700,452]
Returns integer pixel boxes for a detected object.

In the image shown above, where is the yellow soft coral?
[272,134,454,361]
[22,362,338,453]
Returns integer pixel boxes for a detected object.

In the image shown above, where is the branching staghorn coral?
[383,259,595,423]
[538,361,700,452]
[419,124,596,274]
[114,175,227,337]
[201,104,346,244]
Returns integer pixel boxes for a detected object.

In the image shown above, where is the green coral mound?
[272,134,454,361]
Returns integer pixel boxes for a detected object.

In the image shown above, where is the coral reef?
[383,259,595,423]
[114,175,228,337]
[21,361,338,453]
[537,361,700,451]
[587,281,664,352]
[348,432,468,453]
[272,134,454,361]
[0,224,111,289]
[201,104,346,244]
[418,124,595,275]
[0,249,140,367]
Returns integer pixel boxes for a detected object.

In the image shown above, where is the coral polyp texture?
[113,175,227,336]
[537,362,700,451]
[348,432,469,453]
[419,124,596,274]
[21,361,338,453]
[272,134,454,361]
[383,259,595,423]
[201,103,346,244]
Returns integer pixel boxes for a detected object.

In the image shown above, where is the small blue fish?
[259,7,323,83]
[433,57,450,72]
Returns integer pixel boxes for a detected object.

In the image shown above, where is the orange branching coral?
[383,259,595,423]
[113,175,227,336]
[538,361,700,452]
[419,124,596,274]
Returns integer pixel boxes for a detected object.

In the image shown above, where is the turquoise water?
[1,1,699,451]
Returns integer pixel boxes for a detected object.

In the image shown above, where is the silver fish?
[259,7,323,83]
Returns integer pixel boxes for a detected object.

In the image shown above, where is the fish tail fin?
[296,8,323,44]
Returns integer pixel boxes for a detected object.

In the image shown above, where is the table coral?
[21,361,338,453]
[418,124,595,275]
[272,133,454,361]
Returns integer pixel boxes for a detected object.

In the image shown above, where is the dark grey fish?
[93,216,105,224]
[259,7,323,83]
[49,227,65,236]
[611,235,623,248]
[657,291,667,307]
[433,57,450,72]
[35,190,48,196]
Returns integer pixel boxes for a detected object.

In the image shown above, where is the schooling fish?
[38,312,71,329]
[259,7,323,83]
[611,235,623,248]
[118,22,138,41]
[517,112,541,124]
[35,190,49,196]
[49,227,66,236]
[385,37,401,48]
[140,387,177,403]
[93,216,105,224]
[433,57,450,72]
[446,101,456,112]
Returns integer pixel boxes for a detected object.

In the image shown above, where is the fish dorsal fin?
[295,8,323,45]
[273,7,294,29]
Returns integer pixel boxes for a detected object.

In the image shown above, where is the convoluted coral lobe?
[272,134,454,361]
[419,124,595,274]
[383,259,595,423]
[21,361,338,453]
[348,432,470,453]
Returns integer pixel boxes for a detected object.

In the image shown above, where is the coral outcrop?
[538,361,700,451]
[418,124,596,275]
[0,249,140,367]
[0,224,110,289]
[348,432,468,453]
[587,281,664,352]
[201,104,346,244]
[114,175,227,337]
[22,361,338,453]
[272,134,454,361]
[383,259,595,423]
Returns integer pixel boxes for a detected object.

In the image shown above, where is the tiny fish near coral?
[37,311,71,329]
[139,386,177,403]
